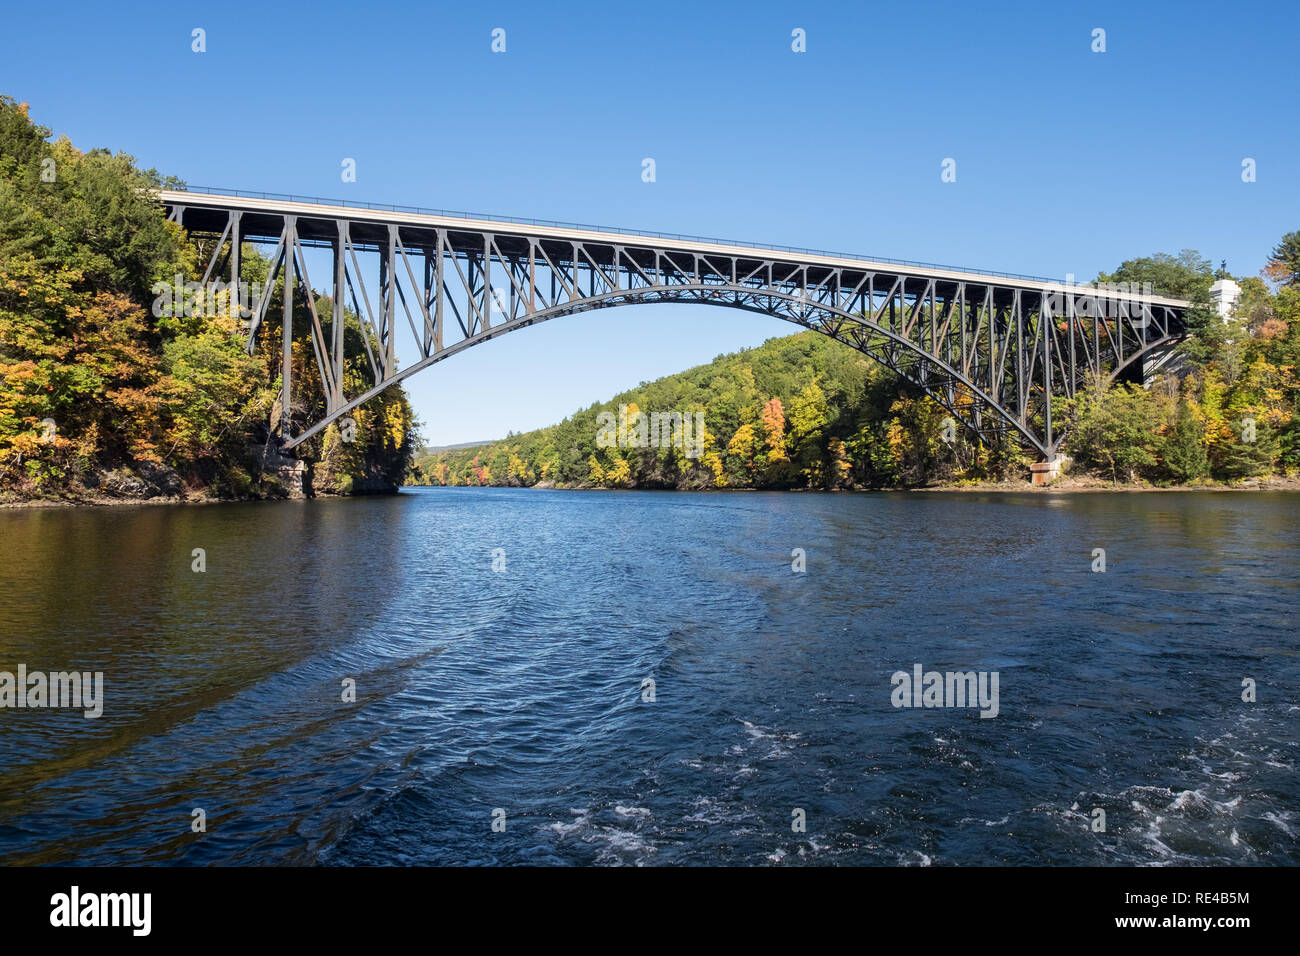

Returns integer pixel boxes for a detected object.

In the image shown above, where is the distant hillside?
[409,331,1021,490]
[418,440,495,455]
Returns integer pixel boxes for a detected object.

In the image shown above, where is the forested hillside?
[414,331,1022,489]
[0,97,416,502]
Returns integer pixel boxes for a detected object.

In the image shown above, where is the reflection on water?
[0,489,1296,865]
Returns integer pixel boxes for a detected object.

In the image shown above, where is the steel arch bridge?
[160,189,1192,460]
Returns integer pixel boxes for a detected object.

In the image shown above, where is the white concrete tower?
[1210,277,1241,321]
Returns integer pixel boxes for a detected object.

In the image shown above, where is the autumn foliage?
[0,96,416,500]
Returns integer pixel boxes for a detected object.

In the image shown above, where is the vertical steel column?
[528,241,536,314]
[332,219,347,410]
[384,225,397,374]
[281,216,297,438]
[1015,297,1025,422]
[928,282,936,355]
[571,243,581,302]
[1093,293,1101,377]
[422,246,434,357]
[434,230,444,352]
[230,211,242,300]
[958,283,967,376]
[1043,297,1053,452]
[466,254,477,335]
[1067,287,1077,397]
[483,234,492,330]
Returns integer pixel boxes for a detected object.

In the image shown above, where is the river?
[0,488,1296,865]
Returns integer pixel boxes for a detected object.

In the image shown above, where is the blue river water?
[0,488,1296,865]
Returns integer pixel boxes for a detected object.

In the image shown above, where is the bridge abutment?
[251,442,307,498]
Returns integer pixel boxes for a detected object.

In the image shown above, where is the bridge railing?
[168,185,1067,285]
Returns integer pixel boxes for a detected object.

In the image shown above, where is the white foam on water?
[547,808,591,837]
[1165,788,1243,816]
[1184,752,1244,782]
[684,795,743,826]
[1262,811,1294,838]
[1138,815,1176,859]
[594,826,654,858]
[740,718,801,751]
[1169,789,1209,811]
[544,806,657,864]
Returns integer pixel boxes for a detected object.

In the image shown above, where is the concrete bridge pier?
[1030,455,1069,486]
[251,441,307,498]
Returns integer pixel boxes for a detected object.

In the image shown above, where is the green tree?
[1066,382,1164,483]
[1161,398,1209,482]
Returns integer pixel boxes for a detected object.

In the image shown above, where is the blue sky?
[4,0,1296,444]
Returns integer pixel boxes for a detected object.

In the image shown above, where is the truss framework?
[163,193,1190,457]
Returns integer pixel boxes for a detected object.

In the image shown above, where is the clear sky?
[3,0,1296,445]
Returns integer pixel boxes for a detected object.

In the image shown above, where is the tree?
[1098,250,1223,370]
[788,379,830,483]
[1161,398,1209,483]
[1065,382,1164,483]
[1264,231,1300,289]
[1097,250,1214,303]
[724,422,758,484]
[1218,424,1277,479]
[760,397,787,461]
[604,454,631,487]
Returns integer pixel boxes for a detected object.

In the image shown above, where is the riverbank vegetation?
[1061,247,1299,485]
[0,97,415,503]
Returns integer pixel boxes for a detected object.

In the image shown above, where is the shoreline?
[5,474,1299,510]
[411,474,1300,495]
[0,490,369,511]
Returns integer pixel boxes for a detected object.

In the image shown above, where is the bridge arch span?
[160,189,1191,460]
[288,285,1047,455]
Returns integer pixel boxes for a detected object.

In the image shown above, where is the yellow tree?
[827,437,851,488]
[725,422,758,485]
[604,454,631,487]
